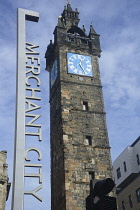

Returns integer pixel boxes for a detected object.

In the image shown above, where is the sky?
[0,0,140,209]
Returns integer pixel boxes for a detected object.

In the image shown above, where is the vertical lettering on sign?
[26,88,41,100]
[25,128,42,141]
[25,114,41,127]
[26,42,39,55]
[24,40,43,202]
[24,185,43,202]
[24,42,42,202]
[26,75,41,87]
[25,148,42,161]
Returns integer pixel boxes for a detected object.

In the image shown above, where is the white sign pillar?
[12,9,39,210]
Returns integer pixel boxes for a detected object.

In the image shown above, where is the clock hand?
[79,64,86,74]
[79,58,83,66]
[79,60,86,74]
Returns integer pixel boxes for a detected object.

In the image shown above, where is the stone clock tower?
[45,3,113,210]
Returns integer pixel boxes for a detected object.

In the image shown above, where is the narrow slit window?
[123,161,127,172]
[122,201,125,210]
[129,195,133,208]
[116,167,121,179]
[89,172,95,181]
[85,136,92,145]
[83,101,88,110]
[136,188,140,202]
[136,154,140,165]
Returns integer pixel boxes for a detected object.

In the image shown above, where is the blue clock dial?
[67,53,92,76]
[50,59,58,88]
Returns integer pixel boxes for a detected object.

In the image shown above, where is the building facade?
[0,151,10,210]
[113,136,140,210]
[45,3,114,210]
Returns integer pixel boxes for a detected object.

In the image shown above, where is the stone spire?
[67,1,72,10]
[60,2,80,28]
[89,24,97,35]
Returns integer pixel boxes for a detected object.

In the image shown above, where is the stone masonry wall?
[0,151,8,210]
[61,82,113,210]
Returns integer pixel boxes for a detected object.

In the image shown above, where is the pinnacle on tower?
[67,1,72,10]
[89,24,97,35]
[61,2,80,27]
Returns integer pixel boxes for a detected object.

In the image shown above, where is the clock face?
[67,53,92,76]
[50,59,58,88]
